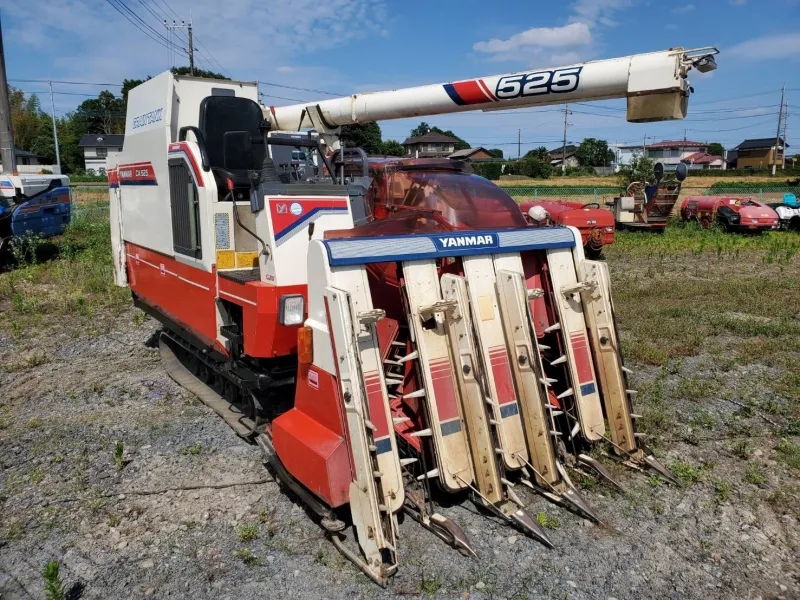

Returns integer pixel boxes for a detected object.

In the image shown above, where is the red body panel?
[520,201,614,249]
[681,196,780,230]
[125,242,223,353]
[521,252,552,338]
[219,277,306,358]
[272,408,351,507]
[272,364,351,508]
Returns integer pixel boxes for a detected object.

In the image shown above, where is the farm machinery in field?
[109,46,717,584]
[767,193,800,231]
[519,200,615,258]
[607,162,687,231]
[680,195,780,232]
[0,173,71,255]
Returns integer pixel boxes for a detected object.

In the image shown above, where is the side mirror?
[675,162,688,182]
[654,162,664,183]
[223,131,253,171]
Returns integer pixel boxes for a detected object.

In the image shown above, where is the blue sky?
[2,0,799,155]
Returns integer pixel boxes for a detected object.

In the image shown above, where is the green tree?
[340,122,384,154]
[617,155,655,188]
[575,138,614,167]
[525,146,550,161]
[486,148,504,159]
[380,139,405,156]
[706,142,725,157]
[520,157,552,179]
[171,66,229,80]
[409,122,431,138]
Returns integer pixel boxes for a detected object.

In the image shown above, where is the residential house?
[402,132,458,158]
[548,145,579,168]
[725,150,738,170]
[733,137,789,170]
[0,149,57,174]
[79,134,125,174]
[681,152,724,170]
[448,147,495,162]
[617,140,708,170]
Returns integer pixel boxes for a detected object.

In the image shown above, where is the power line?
[258,81,343,97]
[105,0,187,56]
[9,78,123,87]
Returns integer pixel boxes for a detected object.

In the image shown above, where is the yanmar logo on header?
[435,233,497,250]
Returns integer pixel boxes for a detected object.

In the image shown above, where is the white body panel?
[117,73,258,269]
[461,255,528,471]
[254,196,354,286]
[402,260,474,492]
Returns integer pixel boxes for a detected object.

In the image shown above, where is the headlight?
[280,294,305,326]
[604,226,614,232]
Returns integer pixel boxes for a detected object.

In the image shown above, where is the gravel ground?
[1,266,799,599]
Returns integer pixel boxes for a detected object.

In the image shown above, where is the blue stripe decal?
[443,84,466,106]
[274,207,349,244]
[323,227,576,266]
[500,402,519,418]
[580,382,596,396]
[440,420,462,436]
[120,180,158,186]
[374,437,392,455]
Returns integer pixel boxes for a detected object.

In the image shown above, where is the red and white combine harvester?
[110,47,717,584]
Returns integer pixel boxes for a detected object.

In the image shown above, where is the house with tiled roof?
[733,137,789,170]
[617,140,708,170]
[680,151,724,170]
[402,132,460,158]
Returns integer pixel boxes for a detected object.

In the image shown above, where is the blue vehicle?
[0,174,71,253]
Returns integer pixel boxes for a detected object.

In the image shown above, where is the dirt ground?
[1,223,799,599]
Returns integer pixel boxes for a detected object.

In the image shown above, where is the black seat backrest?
[199,96,267,192]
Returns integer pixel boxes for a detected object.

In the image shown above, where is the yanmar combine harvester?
[109,46,718,584]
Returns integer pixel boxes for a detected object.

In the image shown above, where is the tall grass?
[608,219,800,262]
[0,209,128,335]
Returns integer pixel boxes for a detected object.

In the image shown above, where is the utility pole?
[781,92,788,170]
[188,22,194,76]
[561,104,570,175]
[0,14,16,174]
[48,81,61,174]
[517,128,520,160]
[772,84,785,176]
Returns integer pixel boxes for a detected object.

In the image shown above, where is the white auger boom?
[112,45,718,585]
[267,47,718,143]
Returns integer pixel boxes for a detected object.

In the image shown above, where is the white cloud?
[473,0,634,63]
[473,22,592,54]
[0,0,387,86]
[277,66,295,73]
[728,32,800,60]
[730,0,747,4]
[671,3,695,13]
[568,0,634,27]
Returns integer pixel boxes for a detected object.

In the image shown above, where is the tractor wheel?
[790,217,800,232]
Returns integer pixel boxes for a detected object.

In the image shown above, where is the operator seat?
[198,96,278,195]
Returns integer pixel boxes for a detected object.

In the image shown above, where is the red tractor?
[680,195,780,232]
[519,200,615,258]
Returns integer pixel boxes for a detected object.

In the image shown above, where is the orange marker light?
[298,326,313,364]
